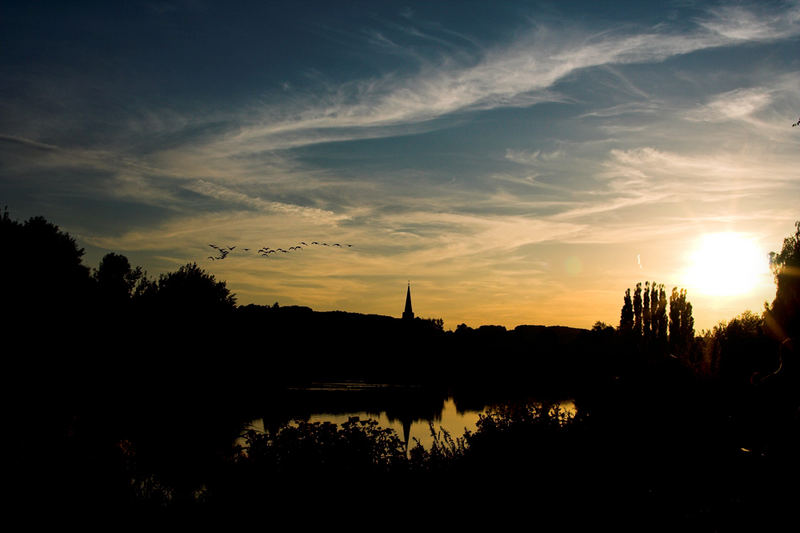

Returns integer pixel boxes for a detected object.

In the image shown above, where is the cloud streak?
[686,87,774,122]
[193,2,800,157]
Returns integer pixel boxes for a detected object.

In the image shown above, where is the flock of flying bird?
[793,117,800,127]
[207,241,353,261]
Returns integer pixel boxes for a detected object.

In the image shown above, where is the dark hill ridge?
[237,303,589,337]
[237,303,400,325]
[513,324,587,337]
[229,303,594,392]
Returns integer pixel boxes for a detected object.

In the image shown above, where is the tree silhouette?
[656,285,668,341]
[0,209,91,316]
[669,287,681,348]
[154,262,236,313]
[669,287,694,356]
[643,281,651,341]
[650,282,658,339]
[711,311,772,383]
[681,297,694,347]
[633,282,643,337]
[619,288,633,333]
[619,281,672,357]
[93,253,147,308]
[768,220,800,343]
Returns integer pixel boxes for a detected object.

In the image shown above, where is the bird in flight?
[205,238,354,260]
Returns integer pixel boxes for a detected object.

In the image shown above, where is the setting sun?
[684,233,769,297]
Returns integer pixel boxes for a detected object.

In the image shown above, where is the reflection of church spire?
[402,282,414,320]
[401,416,411,451]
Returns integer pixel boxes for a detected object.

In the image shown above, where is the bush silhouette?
[154,262,235,313]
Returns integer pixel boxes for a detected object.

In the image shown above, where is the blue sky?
[1,1,798,330]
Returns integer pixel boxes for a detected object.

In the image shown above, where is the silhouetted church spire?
[402,282,414,320]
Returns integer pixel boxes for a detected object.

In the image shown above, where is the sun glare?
[684,232,768,297]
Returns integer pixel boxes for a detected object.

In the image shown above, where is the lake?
[240,381,576,449]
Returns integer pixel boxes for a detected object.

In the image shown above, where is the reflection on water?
[245,397,477,449]
[241,382,577,450]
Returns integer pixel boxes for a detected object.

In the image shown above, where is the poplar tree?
[657,285,668,341]
[633,282,643,337]
[650,282,658,338]
[668,287,695,355]
[681,296,695,343]
[669,287,682,349]
[620,288,634,333]
[643,281,651,341]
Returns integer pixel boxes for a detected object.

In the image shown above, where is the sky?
[1,1,798,331]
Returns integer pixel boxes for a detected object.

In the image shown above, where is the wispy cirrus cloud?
[540,145,796,236]
[0,134,60,152]
[504,148,565,164]
[686,87,774,122]
[6,2,798,174]
[578,101,662,119]
[202,2,800,157]
[601,147,795,189]
[182,179,346,222]
[698,1,800,41]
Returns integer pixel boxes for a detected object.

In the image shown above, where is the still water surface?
[245,397,478,449]
[242,382,576,449]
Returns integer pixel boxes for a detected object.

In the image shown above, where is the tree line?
[618,281,694,358]
[1,209,237,318]
[613,221,799,386]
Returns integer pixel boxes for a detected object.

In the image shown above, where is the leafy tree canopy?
[768,220,800,340]
[155,262,236,313]
[0,209,90,311]
[94,252,148,305]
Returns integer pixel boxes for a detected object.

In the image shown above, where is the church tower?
[402,282,414,320]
